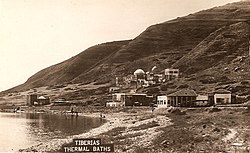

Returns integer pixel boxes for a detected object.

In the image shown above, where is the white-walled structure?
[106,102,123,107]
[157,96,169,108]
[134,69,145,79]
[165,68,179,80]
[214,89,232,105]
[112,93,125,102]
[195,95,209,106]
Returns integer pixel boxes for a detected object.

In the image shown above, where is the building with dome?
[37,96,50,105]
[133,69,145,79]
[26,94,50,106]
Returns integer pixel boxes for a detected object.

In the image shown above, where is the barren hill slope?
[5,1,250,93]
[10,41,130,91]
[173,22,250,74]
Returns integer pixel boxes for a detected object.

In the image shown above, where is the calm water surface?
[0,112,105,152]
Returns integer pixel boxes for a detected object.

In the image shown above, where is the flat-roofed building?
[157,95,169,108]
[214,89,233,105]
[165,68,179,80]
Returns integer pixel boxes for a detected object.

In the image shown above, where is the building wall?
[112,93,125,102]
[124,94,152,106]
[106,102,122,107]
[38,99,50,105]
[157,96,169,108]
[27,95,37,106]
[169,96,196,107]
[196,95,208,101]
[193,100,209,107]
[208,94,215,106]
[165,69,179,80]
[194,95,209,107]
[214,94,231,105]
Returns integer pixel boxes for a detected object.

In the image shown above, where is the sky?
[0,0,239,91]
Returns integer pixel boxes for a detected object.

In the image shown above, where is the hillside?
[9,40,130,91]
[4,1,250,98]
[173,22,250,73]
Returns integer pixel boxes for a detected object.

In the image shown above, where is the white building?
[106,93,126,107]
[195,95,209,106]
[214,89,232,105]
[165,68,179,80]
[157,96,169,108]
[106,102,123,107]
[134,69,145,79]
[112,93,125,102]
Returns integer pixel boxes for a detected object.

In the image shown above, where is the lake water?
[0,112,105,152]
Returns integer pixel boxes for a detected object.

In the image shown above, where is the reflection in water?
[0,112,105,152]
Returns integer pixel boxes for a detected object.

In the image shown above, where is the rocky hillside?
[5,1,250,95]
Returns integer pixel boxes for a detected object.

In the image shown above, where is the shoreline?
[11,107,250,152]
[18,107,250,152]
[18,112,112,152]
[19,108,172,152]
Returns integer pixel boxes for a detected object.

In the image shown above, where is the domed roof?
[134,69,145,75]
[38,96,46,100]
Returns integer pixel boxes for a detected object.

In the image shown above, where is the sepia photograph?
[1,0,250,152]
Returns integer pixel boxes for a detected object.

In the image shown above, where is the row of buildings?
[107,67,238,108]
[27,94,50,106]
[27,95,71,106]
[115,68,179,88]
[106,89,236,108]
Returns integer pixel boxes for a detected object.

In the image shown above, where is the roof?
[38,96,47,100]
[126,93,147,96]
[168,89,197,97]
[112,93,126,96]
[214,89,231,94]
[134,69,145,75]
[165,68,179,71]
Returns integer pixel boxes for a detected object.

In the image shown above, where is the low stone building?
[167,89,197,107]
